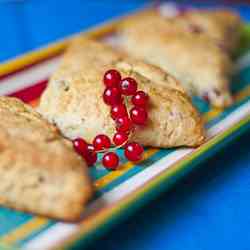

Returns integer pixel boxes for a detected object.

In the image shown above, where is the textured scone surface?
[39,38,205,147]
[0,97,92,221]
[157,9,242,53]
[172,9,242,53]
[119,9,241,107]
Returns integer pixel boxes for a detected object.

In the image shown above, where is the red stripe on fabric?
[0,51,62,81]
[9,79,48,103]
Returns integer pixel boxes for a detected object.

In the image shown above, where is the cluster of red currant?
[72,69,149,170]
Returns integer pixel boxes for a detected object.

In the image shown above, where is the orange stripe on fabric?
[1,218,48,245]
[29,98,40,107]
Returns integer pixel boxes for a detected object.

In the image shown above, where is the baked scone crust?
[39,38,205,147]
[156,7,242,53]
[119,9,242,107]
[172,9,242,53]
[0,97,92,221]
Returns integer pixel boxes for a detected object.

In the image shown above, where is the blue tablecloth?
[0,1,249,250]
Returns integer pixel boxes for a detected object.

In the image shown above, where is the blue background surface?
[0,1,249,250]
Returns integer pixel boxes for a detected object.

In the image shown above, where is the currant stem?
[95,130,134,154]
[95,137,129,154]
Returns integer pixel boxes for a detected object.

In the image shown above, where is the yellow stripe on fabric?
[1,218,48,245]
[203,108,223,123]
[235,85,250,102]
[2,85,250,246]
[0,42,66,78]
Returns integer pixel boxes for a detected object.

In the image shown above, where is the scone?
[0,97,92,221]
[39,37,205,148]
[119,9,242,107]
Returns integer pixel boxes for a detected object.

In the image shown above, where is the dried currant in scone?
[188,24,203,34]
[202,92,210,103]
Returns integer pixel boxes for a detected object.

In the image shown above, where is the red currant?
[102,152,119,170]
[73,138,88,155]
[111,104,127,120]
[113,132,128,146]
[124,142,144,162]
[99,69,151,170]
[103,69,121,88]
[116,116,133,133]
[93,134,111,151]
[103,87,122,106]
[82,144,97,166]
[202,93,209,103]
[130,107,148,125]
[132,91,149,107]
[119,77,137,96]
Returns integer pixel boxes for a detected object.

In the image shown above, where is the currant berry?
[111,104,127,120]
[73,138,88,155]
[102,152,119,170]
[202,93,210,103]
[132,91,149,107]
[130,106,148,125]
[82,144,97,166]
[116,116,133,133]
[93,134,111,151]
[119,77,137,96]
[103,69,121,88]
[113,132,128,146]
[103,87,122,106]
[124,142,144,162]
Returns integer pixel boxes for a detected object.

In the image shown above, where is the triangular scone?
[0,97,92,221]
[39,38,205,147]
[119,9,242,107]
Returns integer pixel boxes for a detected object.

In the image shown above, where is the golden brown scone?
[0,97,92,221]
[119,9,242,107]
[39,38,205,147]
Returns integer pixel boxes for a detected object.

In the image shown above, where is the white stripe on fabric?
[0,56,61,96]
